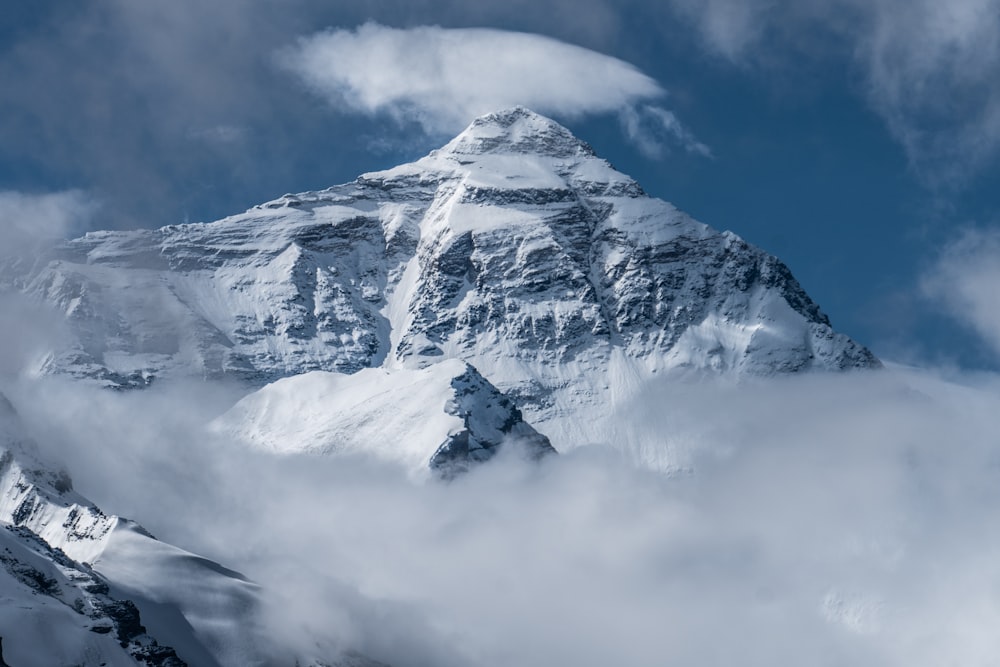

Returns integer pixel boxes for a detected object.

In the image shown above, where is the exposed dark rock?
[429,365,556,478]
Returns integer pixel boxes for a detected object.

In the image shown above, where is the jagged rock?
[0,523,187,666]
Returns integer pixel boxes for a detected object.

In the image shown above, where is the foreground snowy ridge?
[0,394,381,667]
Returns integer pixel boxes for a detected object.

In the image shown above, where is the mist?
[6,361,1000,666]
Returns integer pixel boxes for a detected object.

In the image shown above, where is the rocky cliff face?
[0,394,199,664]
[12,107,878,445]
[0,392,118,565]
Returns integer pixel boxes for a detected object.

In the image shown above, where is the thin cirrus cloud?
[848,0,1000,189]
[666,0,1000,188]
[0,190,95,376]
[922,227,1000,358]
[279,23,711,158]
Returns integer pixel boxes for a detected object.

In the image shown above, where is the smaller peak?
[441,107,595,159]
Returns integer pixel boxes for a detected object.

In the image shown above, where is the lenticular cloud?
[280,23,707,155]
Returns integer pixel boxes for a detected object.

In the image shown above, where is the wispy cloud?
[858,0,1000,189]
[620,104,714,159]
[0,189,97,251]
[922,227,1000,358]
[0,1,343,228]
[664,0,1000,188]
[669,0,777,60]
[279,23,710,157]
[0,190,94,378]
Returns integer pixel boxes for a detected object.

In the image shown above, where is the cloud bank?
[666,0,1000,187]
[8,361,1000,667]
[280,23,709,156]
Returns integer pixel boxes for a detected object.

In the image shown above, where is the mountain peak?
[439,106,595,159]
[20,105,880,453]
[471,106,557,128]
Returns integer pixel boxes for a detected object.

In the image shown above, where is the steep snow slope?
[0,524,185,667]
[0,392,252,664]
[12,107,878,447]
[214,359,555,476]
[0,392,121,564]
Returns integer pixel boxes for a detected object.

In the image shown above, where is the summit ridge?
[436,106,597,158]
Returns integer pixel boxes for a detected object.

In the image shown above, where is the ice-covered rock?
[0,523,186,667]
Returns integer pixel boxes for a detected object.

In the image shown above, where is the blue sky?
[2,0,999,369]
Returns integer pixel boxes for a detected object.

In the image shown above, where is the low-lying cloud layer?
[8,360,1000,667]
[0,189,97,251]
[280,23,710,156]
[0,190,93,376]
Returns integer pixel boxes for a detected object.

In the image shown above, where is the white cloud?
[664,0,1000,187]
[922,227,1000,357]
[620,104,713,159]
[0,191,94,379]
[859,0,1000,187]
[0,190,97,249]
[190,124,248,146]
[669,0,777,60]
[279,23,709,156]
[11,364,1000,666]
[0,294,69,379]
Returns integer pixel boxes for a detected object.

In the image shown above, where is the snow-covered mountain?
[0,108,886,666]
[9,107,878,451]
